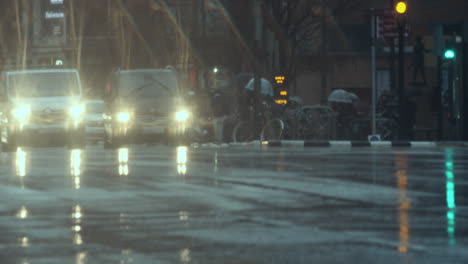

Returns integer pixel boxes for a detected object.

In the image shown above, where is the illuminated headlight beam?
[116,112,130,123]
[69,104,85,120]
[12,105,31,123]
[175,110,190,122]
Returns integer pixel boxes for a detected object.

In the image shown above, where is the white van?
[0,69,85,151]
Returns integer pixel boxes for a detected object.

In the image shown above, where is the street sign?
[274,76,285,84]
[377,9,398,39]
[376,9,410,41]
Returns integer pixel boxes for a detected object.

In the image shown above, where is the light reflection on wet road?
[0,144,467,263]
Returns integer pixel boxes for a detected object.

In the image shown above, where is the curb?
[191,140,468,149]
[261,140,468,148]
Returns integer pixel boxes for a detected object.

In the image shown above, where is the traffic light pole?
[389,0,396,92]
[397,20,406,139]
[371,9,377,135]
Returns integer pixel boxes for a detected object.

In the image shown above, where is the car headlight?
[69,104,85,119]
[11,105,31,123]
[116,112,130,123]
[175,110,190,122]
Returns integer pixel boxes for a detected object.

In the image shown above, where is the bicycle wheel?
[377,118,398,140]
[232,121,253,142]
[260,118,285,141]
[299,107,334,140]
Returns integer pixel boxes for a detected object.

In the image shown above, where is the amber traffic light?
[395,1,407,14]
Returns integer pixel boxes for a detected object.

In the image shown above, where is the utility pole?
[395,1,408,139]
[389,0,396,92]
[371,8,377,135]
[397,19,406,139]
[320,0,328,104]
[253,0,263,134]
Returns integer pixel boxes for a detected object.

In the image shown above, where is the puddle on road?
[70,149,82,189]
[118,148,130,176]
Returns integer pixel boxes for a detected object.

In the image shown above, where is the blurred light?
[12,105,31,124]
[275,99,288,105]
[116,112,130,123]
[76,252,87,264]
[45,11,64,19]
[72,205,82,220]
[177,146,188,176]
[55,59,64,66]
[69,104,85,120]
[179,211,189,221]
[118,148,129,163]
[118,148,129,176]
[74,233,83,245]
[73,225,81,232]
[395,153,409,253]
[180,248,191,263]
[70,149,82,177]
[274,76,285,84]
[177,164,187,175]
[15,148,27,177]
[214,152,218,173]
[280,90,288,96]
[445,149,456,244]
[395,1,407,14]
[445,161,454,171]
[213,67,218,73]
[119,164,129,176]
[444,49,455,60]
[177,146,188,164]
[16,206,28,219]
[19,237,29,248]
[175,110,190,122]
[74,177,80,189]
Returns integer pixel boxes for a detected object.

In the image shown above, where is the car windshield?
[86,102,103,113]
[8,72,80,98]
[118,71,178,98]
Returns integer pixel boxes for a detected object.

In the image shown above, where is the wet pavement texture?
[0,144,467,264]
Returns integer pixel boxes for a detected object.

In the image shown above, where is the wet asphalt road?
[0,143,467,264]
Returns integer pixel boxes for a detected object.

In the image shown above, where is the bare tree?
[262,0,363,91]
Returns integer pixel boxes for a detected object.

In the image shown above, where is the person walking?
[412,36,429,84]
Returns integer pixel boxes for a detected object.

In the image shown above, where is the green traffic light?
[444,49,455,59]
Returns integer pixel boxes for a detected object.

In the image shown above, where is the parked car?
[85,99,105,139]
[0,69,85,151]
[103,68,193,147]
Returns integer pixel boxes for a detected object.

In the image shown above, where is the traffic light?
[395,1,407,14]
[444,49,456,60]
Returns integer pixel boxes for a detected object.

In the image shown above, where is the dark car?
[103,68,193,147]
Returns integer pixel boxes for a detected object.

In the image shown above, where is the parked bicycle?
[232,99,284,142]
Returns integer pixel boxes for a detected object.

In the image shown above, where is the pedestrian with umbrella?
[328,89,359,139]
